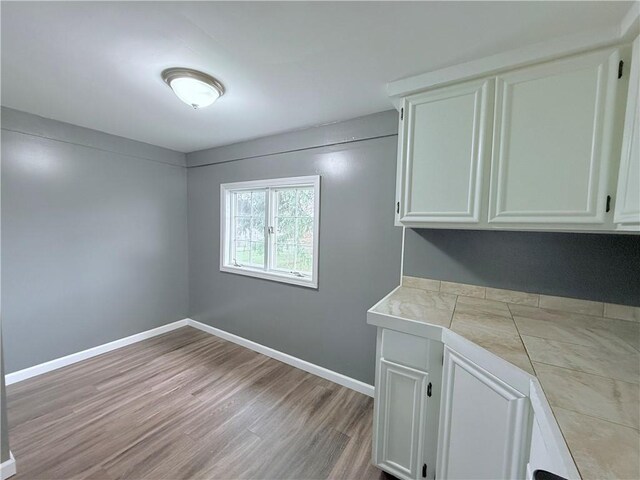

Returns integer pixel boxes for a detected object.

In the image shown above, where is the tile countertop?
[369,277,640,480]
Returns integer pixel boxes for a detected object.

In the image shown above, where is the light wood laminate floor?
[7,327,391,480]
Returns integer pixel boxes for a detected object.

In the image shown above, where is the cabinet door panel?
[489,49,621,224]
[376,359,428,480]
[614,37,640,229]
[437,347,530,480]
[400,78,493,223]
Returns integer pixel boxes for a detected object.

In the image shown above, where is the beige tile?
[373,298,453,328]
[522,336,640,384]
[452,311,518,336]
[486,287,539,306]
[553,407,640,480]
[452,300,518,336]
[440,281,485,299]
[534,362,639,429]
[401,276,441,292]
[605,303,640,323]
[450,320,534,375]
[539,294,604,316]
[387,287,457,311]
[510,303,594,323]
[455,296,512,318]
[513,308,639,355]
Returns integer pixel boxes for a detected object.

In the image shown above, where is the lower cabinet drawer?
[381,328,431,371]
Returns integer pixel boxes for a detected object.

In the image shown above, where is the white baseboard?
[186,318,375,397]
[5,319,189,385]
[4,316,374,398]
[0,452,16,480]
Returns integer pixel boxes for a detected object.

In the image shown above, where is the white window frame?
[220,175,320,288]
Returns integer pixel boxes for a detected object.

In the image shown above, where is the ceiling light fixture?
[161,68,225,109]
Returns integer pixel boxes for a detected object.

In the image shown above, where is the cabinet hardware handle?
[618,60,624,79]
[422,463,427,478]
[606,195,612,213]
[427,382,432,397]
[396,202,400,214]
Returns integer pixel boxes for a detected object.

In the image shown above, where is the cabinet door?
[375,359,429,480]
[614,37,640,229]
[489,48,622,225]
[437,347,530,480]
[398,78,494,224]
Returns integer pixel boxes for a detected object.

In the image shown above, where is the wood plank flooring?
[7,327,391,480]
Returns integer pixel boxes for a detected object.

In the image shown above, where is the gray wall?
[404,228,640,306]
[1,331,9,462]
[1,137,7,460]
[1,108,190,373]
[187,111,402,385]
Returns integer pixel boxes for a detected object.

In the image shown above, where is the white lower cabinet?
[373,328,442,480]
[376,360,430,479]
[436,347,531,480]
[374,331,534,480]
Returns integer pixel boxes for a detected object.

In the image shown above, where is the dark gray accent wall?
[1,108,189,373]
[187,111,402,385]
[404,228,640,306]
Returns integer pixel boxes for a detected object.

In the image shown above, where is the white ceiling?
[1,1,633,153]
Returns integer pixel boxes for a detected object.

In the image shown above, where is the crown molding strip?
[387,24,633,98]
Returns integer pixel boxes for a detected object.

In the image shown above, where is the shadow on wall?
[403,228,640,306]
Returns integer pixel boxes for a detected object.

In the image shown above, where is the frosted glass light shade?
[162,68,225,109]
[169,77,219,109]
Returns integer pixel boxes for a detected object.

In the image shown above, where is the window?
[220,176,320,288]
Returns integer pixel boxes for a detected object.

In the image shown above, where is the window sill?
[220,264,318,289]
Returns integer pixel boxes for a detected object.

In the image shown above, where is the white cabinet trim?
[387,10,639,98]
[614,36,640,227]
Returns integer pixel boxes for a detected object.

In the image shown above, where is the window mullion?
[230,192,237,265]
[266,188,274,273]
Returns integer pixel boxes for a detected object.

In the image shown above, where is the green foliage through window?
[274,187,314,275]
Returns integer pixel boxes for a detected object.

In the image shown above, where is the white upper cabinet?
[614,37,640,229]
[397,78,493,224]
[394,45,633,232]
[489,49,622,226]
